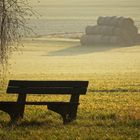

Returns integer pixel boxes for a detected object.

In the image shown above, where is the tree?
[0,0,34,83]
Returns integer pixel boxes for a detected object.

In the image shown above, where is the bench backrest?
[7,80,89,95]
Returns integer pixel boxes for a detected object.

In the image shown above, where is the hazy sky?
[29,0,140,6]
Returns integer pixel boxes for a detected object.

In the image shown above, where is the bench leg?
[69,94,80,120]
[47,103,79,124]
[0,102,24,123]
[17,93,27,118]
[69,104,79,121]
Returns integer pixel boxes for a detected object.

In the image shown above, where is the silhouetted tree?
[0,0,34,83]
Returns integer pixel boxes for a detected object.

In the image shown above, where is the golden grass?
[0,38,140,139]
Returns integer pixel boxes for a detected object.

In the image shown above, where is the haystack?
[97,16,134,27]
[81,16,139,46]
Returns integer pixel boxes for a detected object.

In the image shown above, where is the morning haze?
[30,0,140,5]
[0,0,140,139]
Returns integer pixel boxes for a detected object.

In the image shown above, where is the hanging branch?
[0,0,35,83]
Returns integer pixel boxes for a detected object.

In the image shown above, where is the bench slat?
[25,102,79,105]
[7,87,87,94]
[8,80,89,88]
[0,101,79,105]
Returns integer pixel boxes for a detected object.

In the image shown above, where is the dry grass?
[0,38,140,139]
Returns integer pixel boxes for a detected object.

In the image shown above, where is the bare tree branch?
[0,0,36,84]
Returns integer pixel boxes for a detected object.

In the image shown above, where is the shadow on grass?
[0,117,140,129]
[47,45,130,56]
[89,88,140,93]
[18,120,53,127]
[0,119,56,128]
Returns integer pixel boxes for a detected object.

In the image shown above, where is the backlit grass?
[0,73,140,140]
[0,39,140,139]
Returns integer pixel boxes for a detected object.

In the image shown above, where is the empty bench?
[0,80,88,124]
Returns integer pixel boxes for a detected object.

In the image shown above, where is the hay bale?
[101,26,114,35]
[80,35,103,45]
[101,35,110,44]
[82,16,138,46]
[125,25,138,39]
[107,25,136,42]
[80,35,125,45]
[97,16,110,26]
[86,25,114,35]
[112,27,122,36]
[97,16,134,27]
[85,26,98,34]
[117,17,134,27]
[80,34,131,46]
[80,35,94,45]
[102,35,125,45]
[111,29,133,45]
[109,36,124,45]
[85,25,136,40]
[113,25,137,42]
[134,34,140,44]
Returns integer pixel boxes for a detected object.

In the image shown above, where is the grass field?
[0,38,140,140]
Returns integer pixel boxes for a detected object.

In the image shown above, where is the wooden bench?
[0,80,88,124]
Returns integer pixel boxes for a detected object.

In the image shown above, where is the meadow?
[0,38,140,140]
